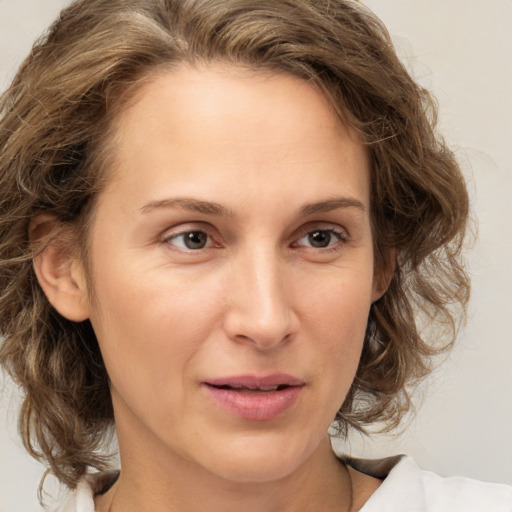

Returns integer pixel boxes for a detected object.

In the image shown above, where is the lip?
[203,373,305,421]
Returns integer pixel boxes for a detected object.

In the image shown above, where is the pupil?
[308,230,330,248]
[185,231,207,249]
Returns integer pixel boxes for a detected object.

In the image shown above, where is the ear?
[371,248,396,303]
[30,215,90,322]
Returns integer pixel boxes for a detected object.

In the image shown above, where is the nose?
[222,247,299,350]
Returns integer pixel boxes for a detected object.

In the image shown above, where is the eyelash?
[164,229,218,251]
[162,224,348,253]
[292,227,347,252]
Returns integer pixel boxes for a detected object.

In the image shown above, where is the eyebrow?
[140,196,365,217]
[300,197,365,216]
[140,197,235,216]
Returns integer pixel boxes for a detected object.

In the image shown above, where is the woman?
[0,0,510,511]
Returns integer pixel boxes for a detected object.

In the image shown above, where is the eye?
[166,230,211,250]
[295,229,345,249]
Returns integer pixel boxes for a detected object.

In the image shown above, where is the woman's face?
[82,64,381,483]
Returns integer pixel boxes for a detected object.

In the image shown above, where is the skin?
[36,64,384,511]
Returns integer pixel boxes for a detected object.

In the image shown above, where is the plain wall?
[1,0,511,510]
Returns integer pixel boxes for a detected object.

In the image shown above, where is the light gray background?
[1,0,511,510]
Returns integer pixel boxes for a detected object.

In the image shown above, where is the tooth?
[223,384,280,391]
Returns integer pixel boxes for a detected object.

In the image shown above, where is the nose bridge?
[224,243,297,348]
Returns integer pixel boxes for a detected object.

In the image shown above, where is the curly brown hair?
[0,0,469,490]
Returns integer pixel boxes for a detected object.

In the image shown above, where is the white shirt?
[54,456,512,512]
[353,456,512,511]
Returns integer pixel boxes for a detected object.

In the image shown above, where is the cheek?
[302,266,373,380]
[88,261,223,394]
[303,262,374,331]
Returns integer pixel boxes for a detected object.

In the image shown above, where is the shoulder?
[347,455,512,512]
[53,471,119,512]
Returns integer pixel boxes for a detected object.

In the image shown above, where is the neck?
[102,436,352,512]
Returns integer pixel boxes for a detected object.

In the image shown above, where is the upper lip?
[204,374,305,389]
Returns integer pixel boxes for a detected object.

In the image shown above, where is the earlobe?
[371,249,396,303]
[30,216,90,322]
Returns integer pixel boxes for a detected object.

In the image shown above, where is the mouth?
[202,374,305,421]
[207,383,294,394]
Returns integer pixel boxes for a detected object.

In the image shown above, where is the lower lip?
[203,384,304,421]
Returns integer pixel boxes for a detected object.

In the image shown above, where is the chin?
[190,430,321,484]
[208,455,303,484]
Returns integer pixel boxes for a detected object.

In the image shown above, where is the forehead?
[113,63,362,153]
[99,63,370,214]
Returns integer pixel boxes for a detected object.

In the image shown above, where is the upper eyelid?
[161,221,216,238]
[162,229,219,253]
[292,229,347,249]
[159,224,218,249]
[159,221,349,245]
[293,222,348,239]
